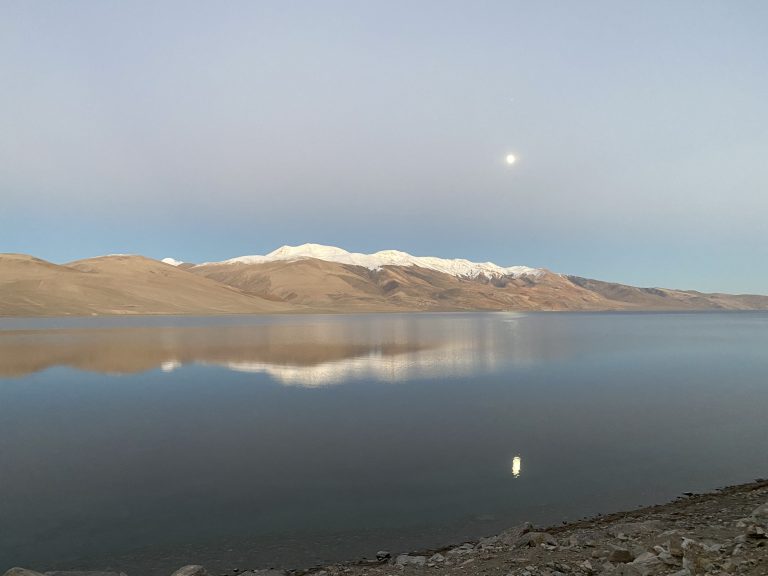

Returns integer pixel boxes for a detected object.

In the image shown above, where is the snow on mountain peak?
[212,244,542,280]
[266,244,353,261]
[161,257,184,267]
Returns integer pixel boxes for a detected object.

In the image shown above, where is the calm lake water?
[1,312,767,574]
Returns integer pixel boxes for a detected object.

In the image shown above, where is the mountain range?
[2,243,767,316]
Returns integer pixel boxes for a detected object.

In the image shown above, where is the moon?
[505,154,517,165]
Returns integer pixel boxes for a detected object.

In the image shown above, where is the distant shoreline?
[4,307,768,321]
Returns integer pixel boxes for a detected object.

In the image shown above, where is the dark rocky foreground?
[5,480,767,576]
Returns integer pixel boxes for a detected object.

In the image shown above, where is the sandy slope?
[190,258,768,313]
[0,254,289,316]
[190,258,608,311]
[2,253,768,316]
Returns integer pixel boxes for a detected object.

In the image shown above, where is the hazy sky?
[2,1,767,293]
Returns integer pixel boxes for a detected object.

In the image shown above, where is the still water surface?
[1,312,767,574]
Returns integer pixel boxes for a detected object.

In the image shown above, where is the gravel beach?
[5,480,767,576]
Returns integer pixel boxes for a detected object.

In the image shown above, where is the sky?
[1,1,767,293]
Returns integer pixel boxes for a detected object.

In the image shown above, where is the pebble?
[170,568,209,576]
[607,546,633,563]
[515,532,557,548]
[393,555,426,568]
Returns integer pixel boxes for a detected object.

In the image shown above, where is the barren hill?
[190,258,611,311]
[2,246,767,316]
[0,253,289,316]
[189,245,768,312]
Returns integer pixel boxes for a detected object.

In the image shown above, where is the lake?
[1,312,767,575]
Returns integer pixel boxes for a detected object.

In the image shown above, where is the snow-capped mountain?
[161,257,184,267]
[204,243,543,280]
[4,249,768,316]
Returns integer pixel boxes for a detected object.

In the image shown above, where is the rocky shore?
[5,480,767,576]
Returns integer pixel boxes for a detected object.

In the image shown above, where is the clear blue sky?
[1,1,766,293]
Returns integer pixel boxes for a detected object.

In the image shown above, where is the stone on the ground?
[4,570,47,576]
[375,551,391,561]
[169,567,208,576]
[750,500,768,519]
[681,538,717,574]
[446,543,474,556]
[607,545,633,563]
[746,522,767,538]
[476,535,500,548]
[427,553,445,563]
[653,530,684,558]
[654,547,681,567]
[499,522,533,546]
[569,529,605,548]
[394,555,426,567]
[630,551,662,576]
[515,532,557,548]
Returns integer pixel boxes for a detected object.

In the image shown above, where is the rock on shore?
[5,481,767,576]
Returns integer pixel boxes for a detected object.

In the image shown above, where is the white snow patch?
[202,243,542,279]
[161,257,184,267]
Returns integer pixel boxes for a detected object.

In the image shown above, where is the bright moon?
[505,154,517,165]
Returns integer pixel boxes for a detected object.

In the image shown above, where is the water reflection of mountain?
[0,314,548,386]
[206,342,490,387]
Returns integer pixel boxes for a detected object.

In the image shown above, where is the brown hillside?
[0,254,290,316]
[3,252,767,316]
[191,258,768,312]
[190,259,619,311]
